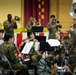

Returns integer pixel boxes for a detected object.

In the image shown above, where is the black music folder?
[32,26,43,32]
[35,36,46,42]
[40,42,54,51]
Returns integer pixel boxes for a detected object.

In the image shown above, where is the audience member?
[50,64,72,75]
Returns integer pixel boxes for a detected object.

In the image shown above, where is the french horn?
[69,3,76,19]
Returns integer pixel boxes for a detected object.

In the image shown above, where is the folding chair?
[0,54,18,75]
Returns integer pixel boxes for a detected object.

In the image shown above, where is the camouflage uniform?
[26,21,33,31]
[3,20,17,36]
[62,36,70,54]
[0,42,29,75]
[46,45,65,67]
[26,21,41,31]
[47,22,56,39]
[67,29,76,72]
[20,38,42,66]
[67,30,76,55]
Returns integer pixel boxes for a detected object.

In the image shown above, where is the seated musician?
[46,31,65,71]
[20,30,42,75]
[0,33,29,75]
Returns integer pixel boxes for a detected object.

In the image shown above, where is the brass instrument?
[35,22,41,26]
[33,19,41,26]
[69,3,76,19]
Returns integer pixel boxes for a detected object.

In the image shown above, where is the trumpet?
[12,19,16,23]
[32,18,41,26]
[35,22,41,26]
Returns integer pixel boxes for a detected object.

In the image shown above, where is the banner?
[24,0,49,27]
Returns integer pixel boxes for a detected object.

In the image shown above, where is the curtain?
[24,0,49,27]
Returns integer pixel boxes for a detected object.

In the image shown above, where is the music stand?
[40,42,54,51]
[35,36,46,42]
[38,42,54,75]
[32,26,43,32]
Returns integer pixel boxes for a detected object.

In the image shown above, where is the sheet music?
[0,40,4,45]
[21,42,33,54]
[46,39,60,47]
[24,58,30,62]
[35,42,40,51]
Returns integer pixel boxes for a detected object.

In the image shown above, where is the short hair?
[27,30,35,38]
[30,16,34,18]
[7,14,12,18]
[3,33,13,41]
[0,30,4,33]
[50,15,55,18]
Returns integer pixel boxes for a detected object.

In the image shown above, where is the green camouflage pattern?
[0,42,29,74]
[3,20,17,35]
[26,21,33,31]
[21,38,42,66]
[47,23,56,39]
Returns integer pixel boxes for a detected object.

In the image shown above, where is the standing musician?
[47,15,57,39]
[3,14,17,36]
[26,16,41,31]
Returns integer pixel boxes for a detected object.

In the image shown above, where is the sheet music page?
[46,39,60,47]
[35,42,40,51]
[0,40,4,45]
[21,42,33,54]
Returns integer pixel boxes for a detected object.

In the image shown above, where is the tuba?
[69,3,76,19]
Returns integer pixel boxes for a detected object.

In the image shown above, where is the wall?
[49,0,73,31]
[59,0,73,30]
[49,0,59,19]
[0,0,73,32]
[0,0,24,29]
